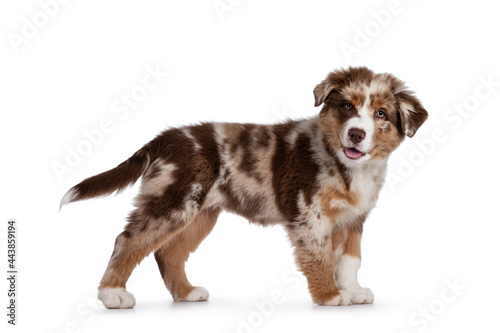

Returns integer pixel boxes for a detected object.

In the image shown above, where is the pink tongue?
[345,147,363,158]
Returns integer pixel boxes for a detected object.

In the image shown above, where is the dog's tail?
[59,145,152,210]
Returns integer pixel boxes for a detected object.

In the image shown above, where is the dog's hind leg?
[97,206,201,309]
[154,207,221,302]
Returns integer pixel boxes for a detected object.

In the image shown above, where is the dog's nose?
[348,128,366,144]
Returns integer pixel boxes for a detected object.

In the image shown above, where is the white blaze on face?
[341,80,390,157]
[342,96,375,154]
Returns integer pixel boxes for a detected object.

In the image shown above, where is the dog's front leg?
[333,224,374,304]
[288,223,353,306]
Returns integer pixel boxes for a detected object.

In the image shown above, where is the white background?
[1,0,500,332]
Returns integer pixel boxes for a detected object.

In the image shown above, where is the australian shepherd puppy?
[61,66,427,308]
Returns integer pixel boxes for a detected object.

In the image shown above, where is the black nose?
[348,128,366,144]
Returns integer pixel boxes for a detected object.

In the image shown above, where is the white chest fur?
[336,160,387,225]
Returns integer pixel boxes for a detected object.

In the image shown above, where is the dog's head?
[315,67,428,166]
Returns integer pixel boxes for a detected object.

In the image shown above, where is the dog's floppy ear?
[314,67,372,107]
[313,78,337,107]
[395,91,428,138]
[313,68,351,107]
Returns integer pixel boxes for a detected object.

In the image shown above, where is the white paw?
[98,287,136,309]
[349,287,374,304]
[177,286,209,302]
[323,290,353,306]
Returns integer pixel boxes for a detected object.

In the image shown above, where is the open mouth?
[344,147,366,159]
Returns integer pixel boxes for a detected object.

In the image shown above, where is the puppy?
[61,66,427,308]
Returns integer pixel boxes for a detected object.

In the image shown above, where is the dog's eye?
[376,109,385,118]
[344,103,353,110]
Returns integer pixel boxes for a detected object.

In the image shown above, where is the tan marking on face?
[370,120,403,160]
[342,86,366,108]
[370,95,392,112]
[319,113,344,152]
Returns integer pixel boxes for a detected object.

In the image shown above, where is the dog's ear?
[314,67,372,107]
[313,69,351,107]
[395,91,428,138]
[313,78,337,107]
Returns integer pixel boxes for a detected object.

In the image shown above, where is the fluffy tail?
[60,147,151,210]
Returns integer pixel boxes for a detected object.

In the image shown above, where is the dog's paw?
[322,290,353,306]
[349,287,374,304]
[177,287,209,302]
[98,287,136,309]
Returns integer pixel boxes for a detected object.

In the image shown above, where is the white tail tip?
[59,188,78,211]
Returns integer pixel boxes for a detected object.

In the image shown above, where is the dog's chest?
[317,163,386,225]
[349,168,382,214]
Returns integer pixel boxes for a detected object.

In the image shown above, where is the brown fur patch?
[344,226,362,258]
[331,215,365,258]
[289,233,340,304]
[67,148,149,203]
[154,208,221,300]
[136,123,219,222]
[272,123,320,222]
[99,221,183,289]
